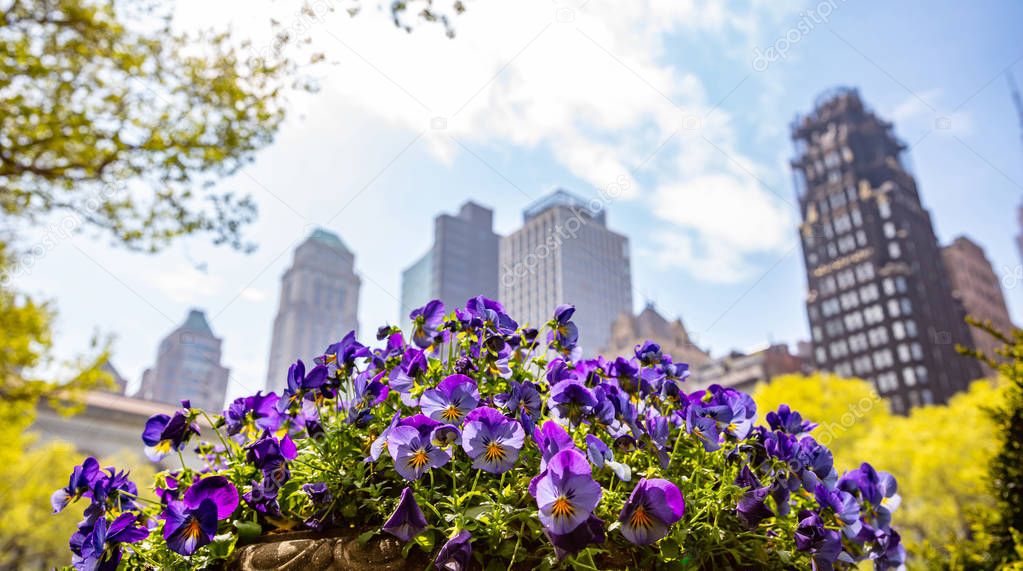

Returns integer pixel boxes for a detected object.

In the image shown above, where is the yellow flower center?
[408,449,430,469]
[484,441,506,462]
[551,496,575,519]
[155,440,173,454]
[442,405,462,421]
[630,505,654,530]
[185,517,204,540]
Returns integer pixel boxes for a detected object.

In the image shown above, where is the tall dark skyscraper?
[791,88,980,413]
[400,201,500,329]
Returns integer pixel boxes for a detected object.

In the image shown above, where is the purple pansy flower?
[70,512,149,571]
[585,434,631,482]
[766,404,818,435]
[550,304,580,350]
[461,407,525,474]
[161,476,239,555]
[735,466,773,529]
[634,340,663,366]
[546,514,606,561]
[534,449,602,535]
[277,360,328,412]
[794,510,844,569]
[434,529,472,571]
[52,457,101,513]
[382,487,429,542]
[410,299,446,349]
[318,331,370,375]
[340,371,389,425]
[495,380,542,434]
[549,379,597,426]
[226,392,283,437]
[141,411,199,461]
[420,374,480,424]
[431,424,462,448]
[618,478,685,545]
[387,424,451,481]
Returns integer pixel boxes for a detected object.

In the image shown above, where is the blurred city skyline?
[9,0,1023,404]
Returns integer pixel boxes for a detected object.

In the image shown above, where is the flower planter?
[224,529,430,571]
[52,298,906,571]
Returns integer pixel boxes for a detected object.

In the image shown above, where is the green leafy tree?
[0,0,298,252]
[952,320,1023,570]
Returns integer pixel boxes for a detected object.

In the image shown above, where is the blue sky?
[13,0,1023,403]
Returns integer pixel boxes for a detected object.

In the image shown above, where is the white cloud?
[145,264,221,302]
[174,0,795,280]
[240,287,269,302]
[650,172,796,282]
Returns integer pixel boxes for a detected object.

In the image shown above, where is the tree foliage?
[0,0,295,252]
[0,397,156,570]
[951,319,1023,570]
[752,373,891,469]
[853,380,1002,569]
[753,373,1009,569]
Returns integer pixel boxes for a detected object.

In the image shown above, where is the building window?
[855,262,875,282]
[897,344,911,363]
[887,299,901,318]
[883,222,895,238]
[844,311,864,331]
[892,321,906,340]
[888,242,901,258]
[873,349,894,369]
[864,304,884,325]
[860,283,880,303]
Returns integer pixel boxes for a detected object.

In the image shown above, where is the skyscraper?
[265,228,360,392]
[942,235,1016,374]
[136,309,230,411]
[400,201,500,329]
[791,88,980,413]
[500,189,633,354]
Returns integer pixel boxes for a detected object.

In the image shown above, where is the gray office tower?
[400,201,500,329]
[137,309,230,411]
[791,88,980,413]
[500,189,633,355]
[266,229,361,392]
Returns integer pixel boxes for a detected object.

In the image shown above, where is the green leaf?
[357,530,377,545]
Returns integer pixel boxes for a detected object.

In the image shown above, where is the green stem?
[200,410,234,459]
[470,469,481,496]
[116,489,161,506]
[506,520,526,571]
[668,422,686,471]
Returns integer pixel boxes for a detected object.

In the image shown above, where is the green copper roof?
[181,309,214,336]
[308,228,351,254]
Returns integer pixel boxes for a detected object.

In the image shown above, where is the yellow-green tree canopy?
[853,380,1002,568]
[753,373,1005,569]
[752,372,891,469]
